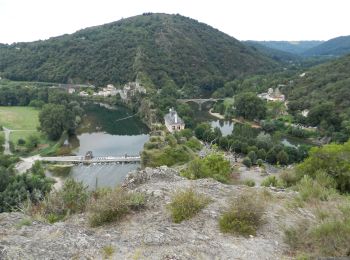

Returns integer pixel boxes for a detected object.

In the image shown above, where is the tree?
[39,104,73,140]
[234,92,267,120]
[247,151,257,164]
[296,141,350,193]
[242,157,252,168]
[276,150,289,165]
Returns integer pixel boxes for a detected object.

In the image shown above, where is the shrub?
[242,157,252,168]
[167,188,210,223]
[101,245,115,259]
[243,179,255,187]
[247,151,257,164]
[181,152,231,183]
[257,149,266,160]
[295,174,337,204]
[295,141,350,193]
[40,179,88,222]
[261,175,284,188]
[256,159,264,167]
[88,187,145,227]
[17,138,26,145]
[284,202,350,258]
[279,170,298,187]
[276,150,289,165]
[219,191,266,236]
[185,137,202,151]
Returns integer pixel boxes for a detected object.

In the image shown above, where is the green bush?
[295,173,337,204]
[285,202,350,258]
[279,170,298,187]
[88,187,145,227]
[243,179,255,187]
[242,157,252,168]
[247,151,257,164]
[181,152,231,183]
[256,159,264,167]
[261,175,284,188]
[219,191,266,236]
[40,179,88,222]
[185,137,202,151]
[167,188,210,223]
[296,141,350,193]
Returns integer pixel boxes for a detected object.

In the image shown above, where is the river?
[52,103,149,189]
[188,102,235,136]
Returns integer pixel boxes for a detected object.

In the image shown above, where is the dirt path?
[2,127,12,155]
[208,108,225,120]
[15,155,42,174]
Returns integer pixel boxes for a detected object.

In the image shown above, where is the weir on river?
[41,155,141,164]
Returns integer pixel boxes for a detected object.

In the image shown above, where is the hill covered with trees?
[285,54,350,140]
[251,41,323,55]
[0,13,276,92]
[303,35,350,57]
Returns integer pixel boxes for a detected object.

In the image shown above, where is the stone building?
[164,108,185,133]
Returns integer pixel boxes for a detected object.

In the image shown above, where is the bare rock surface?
[0,166,298,260]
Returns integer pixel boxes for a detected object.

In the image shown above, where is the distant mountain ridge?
[244,41,301,62]
[250,41,324,55]
[0,13,277,89]
[303,35,350,57]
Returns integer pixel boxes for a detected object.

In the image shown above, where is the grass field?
[0,106,39,130]
[9,130,38,144]
[0,106,64,156]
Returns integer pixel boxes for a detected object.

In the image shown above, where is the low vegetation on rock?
[87,187,145,227]
[219,190,267,236]
[167,188,210,223]
[181,152,231,183]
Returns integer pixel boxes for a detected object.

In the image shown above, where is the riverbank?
[208,108,225,119]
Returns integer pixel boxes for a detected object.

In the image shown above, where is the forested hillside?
[244,41,300,63]
[253,41,323,54]
[303,35,350,57]
[285,54,350,139]
[0,13,276,91]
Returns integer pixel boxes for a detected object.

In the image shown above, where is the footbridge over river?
[177,98,224,110]
[40,155,141,164]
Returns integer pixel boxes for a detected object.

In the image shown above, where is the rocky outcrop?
[0,167,297,260]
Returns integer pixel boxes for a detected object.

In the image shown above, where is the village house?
[164,108,185,133]
[94,82,146,99]
[258,87,285,102]
[94,84,118,97]
[68,88,76,94]
[79,91,89,97]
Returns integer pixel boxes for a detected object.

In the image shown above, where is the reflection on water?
[210,120,234,136]
[75,132,149,156]
[58,103,149,189]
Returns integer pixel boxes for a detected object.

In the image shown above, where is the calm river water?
[64,103,149,189]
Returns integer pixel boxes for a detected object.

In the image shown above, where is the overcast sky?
[0,0,349,44]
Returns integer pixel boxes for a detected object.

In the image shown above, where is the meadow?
[0,106,39,130]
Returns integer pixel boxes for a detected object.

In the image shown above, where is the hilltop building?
[258,88,285,102]
[164,108,185,133]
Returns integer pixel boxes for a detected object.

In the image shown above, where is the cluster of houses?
[257,87,285,102]
[78,82,147,100]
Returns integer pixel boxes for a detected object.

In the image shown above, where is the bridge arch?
[177,98,224,111]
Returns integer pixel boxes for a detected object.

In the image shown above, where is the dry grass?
[167,188,210,223]
[219,190,267,236]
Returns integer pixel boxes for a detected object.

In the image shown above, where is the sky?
[0,0,349,44]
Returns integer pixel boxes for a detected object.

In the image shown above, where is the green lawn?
[0,106,39,130]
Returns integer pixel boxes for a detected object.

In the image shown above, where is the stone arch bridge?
[177,98,224,111]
